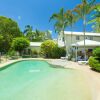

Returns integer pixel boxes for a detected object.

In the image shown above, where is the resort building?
[58,31,100,48]
[58,31,100,61]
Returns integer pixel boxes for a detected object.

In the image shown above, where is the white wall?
[64,34,100,50]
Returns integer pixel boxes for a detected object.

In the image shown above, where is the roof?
[30,42,42,47]
[71,39,100,47]
[64,31,100,36]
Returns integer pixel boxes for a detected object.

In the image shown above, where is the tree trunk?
[83,15,87,61]
[57,33,59,45]
[62,27,65,46]
[71,24,73,44]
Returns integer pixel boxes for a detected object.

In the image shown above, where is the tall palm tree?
[54,21,64,43]
[73,0,96,60]
[50,8,68,45]
[65,10,79,44]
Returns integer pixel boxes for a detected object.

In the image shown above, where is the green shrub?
[8,50,17,57]
[7,50,19,59]
[11,37,30,55]
[89,57,100,72]
[32,50,38,57]
[41,40,56,58]
[93,47,100,58]
[22,55,31,58]
[89,47,100,72]
[60,47,66,57]
[51,46,66,58]
[41,40,66,58]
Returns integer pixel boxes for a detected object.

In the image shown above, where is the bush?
[22,55,31,58]
[8,50,17,57]
[7,50,19,59]
[41,40,56,58]
[41,40,66,58]
[93,47,100,59]
[89,57,100,72]
[51,46,66,58]
[32,50,38,57]
[89,47,100,72]
[11,37,30,55]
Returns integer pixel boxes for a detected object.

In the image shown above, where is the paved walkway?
[48,59,100,100]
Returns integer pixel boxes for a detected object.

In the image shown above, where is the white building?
[30,42,42,52]
[58,31,100,48]
[58,31,100,60]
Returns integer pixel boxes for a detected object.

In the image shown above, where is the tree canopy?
[50,8,68,44]
[89,4,100,32]
[41,40,56,58]
[11,37,30,54]
[0,16,22,52]
[24,25,52,42]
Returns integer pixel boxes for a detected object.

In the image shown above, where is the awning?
[71,39,100,47]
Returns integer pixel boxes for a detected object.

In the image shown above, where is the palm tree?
[65,10,78,44]
[50,8,68,45]
[88,4,100,32]
[54,21,64,43]
[24,25,33,41]
[24,25,33,35]
[73,0,96,60]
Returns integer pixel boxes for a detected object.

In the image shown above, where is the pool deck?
[0,58,100,100]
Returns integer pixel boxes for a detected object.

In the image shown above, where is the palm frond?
[49,14,59,22]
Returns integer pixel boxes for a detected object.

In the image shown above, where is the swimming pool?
[0,60,91,100]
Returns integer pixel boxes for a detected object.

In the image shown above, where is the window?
[90,36,93,40]
[63,37,64,41]
[76,36,80,40]
[85,36,93,40]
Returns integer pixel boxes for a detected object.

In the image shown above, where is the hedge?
[89,57,100,72]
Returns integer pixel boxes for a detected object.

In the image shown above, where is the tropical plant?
[7,50,17,57]
[24,25,34,41]
[93,47,100,59]
[50,8,69,45]
[0,35,3,52]
[34,29,45,41]
[0,16,22,52]
[73,0,96,60]
[24,25,52,42]
[65,10,78,44]
[41,40,56,58]
[51,46,66,58]
[88,4,100,32]
[24,25,33,35]
[11,37,30,55]
[89,47,100,72]
[89,56,100,72]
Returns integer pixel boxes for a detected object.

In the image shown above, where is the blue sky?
[0,0,99,38]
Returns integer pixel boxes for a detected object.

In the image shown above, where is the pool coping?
[0,58,45,69]
[0,58,75,72]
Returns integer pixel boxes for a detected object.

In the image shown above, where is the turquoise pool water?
[0,60,91,100]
